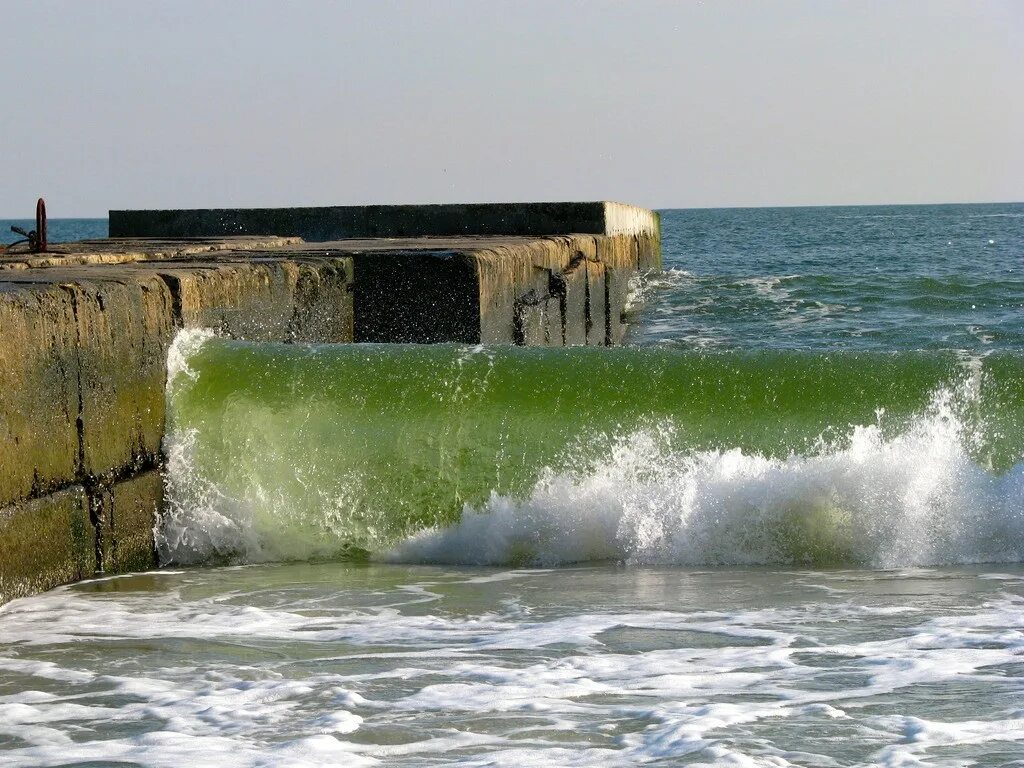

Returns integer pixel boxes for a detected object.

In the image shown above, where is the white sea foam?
[1,565,1023,766]
[732,275,801,299]
[389,388,1024,568]
[158,423,263,565]
[165,326,218,391]
[625,267,696,311]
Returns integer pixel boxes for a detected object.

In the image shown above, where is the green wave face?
[162,333,1024,567]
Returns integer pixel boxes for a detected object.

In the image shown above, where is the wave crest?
[388,390,1024,568]
[159,332,1024,569]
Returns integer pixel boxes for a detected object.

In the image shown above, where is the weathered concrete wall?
[97,470,164,575]
[156,258,354,343]
[0,282,81,505]
[1,202,660,605]
[0,255,357,604]
[0,236,303,271]
[341,231,657,346]
[110,201,660,241]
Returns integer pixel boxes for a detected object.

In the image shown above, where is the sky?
[0,0,1021,216]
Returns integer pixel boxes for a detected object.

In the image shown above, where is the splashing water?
[392,396,1024,569]
[159,332,1024,569]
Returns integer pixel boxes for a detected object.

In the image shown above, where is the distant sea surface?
[0,217,106,245]
[638,201,1024,352]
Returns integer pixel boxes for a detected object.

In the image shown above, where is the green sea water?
[163,339,1024,567]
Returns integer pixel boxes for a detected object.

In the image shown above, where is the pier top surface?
[0,233,610,271]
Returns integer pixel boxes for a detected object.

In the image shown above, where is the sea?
[2,203,1024,767]
[0,218,107,246]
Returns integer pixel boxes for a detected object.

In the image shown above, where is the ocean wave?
[159,331,1024,569]
[387,388,1024,568]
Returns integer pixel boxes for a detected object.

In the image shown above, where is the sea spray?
[159,331,1024,568]
[391,394,1024,568]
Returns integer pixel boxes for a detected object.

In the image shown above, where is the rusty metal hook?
[7,198,47,253]
[35,198,47,252]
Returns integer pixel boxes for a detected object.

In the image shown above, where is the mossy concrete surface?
[95,470,163,575]
[0,282,81,504]
[0,235,302,271]
[0,486,93,604]
[0,253,359,605]
[0,202,661,604]
[157,257,355,343]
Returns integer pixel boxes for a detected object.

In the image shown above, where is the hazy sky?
[1,1,1021,216]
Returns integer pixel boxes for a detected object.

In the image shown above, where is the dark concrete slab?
[110,201,660,241]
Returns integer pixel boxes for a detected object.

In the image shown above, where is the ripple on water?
[1,564,1023,766]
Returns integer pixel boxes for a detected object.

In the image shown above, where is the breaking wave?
[160,331,1024,569]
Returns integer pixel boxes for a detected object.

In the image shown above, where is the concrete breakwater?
[0,202,660,603]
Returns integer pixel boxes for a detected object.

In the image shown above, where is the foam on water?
[1,565,1023,766]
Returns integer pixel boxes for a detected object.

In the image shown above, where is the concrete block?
[637,231,662,271]
[547,270,567,346]
[514,288,555,347]
[561,261,588,346]
[475,248,557,344]
[606,268,632,345]
[603,202,662,239]
[0,486,94,604]
[353,252,479,343]
[0,283,80,505]
[544,290,564,346]
[586,260,607,346]
[110,202,627,240]
[477,255,517,344]
[0,236,302,271]
[290,259,354,343]
[514,299,546,346]
[152,258,354,342]
[96,470,161,575]
[521,263,555,301]
[511,263,566,346]
[66,275,176,479]
[158,262,294,341]
[596,233,638,271]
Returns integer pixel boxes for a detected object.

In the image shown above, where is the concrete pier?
[0,202,660,603]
